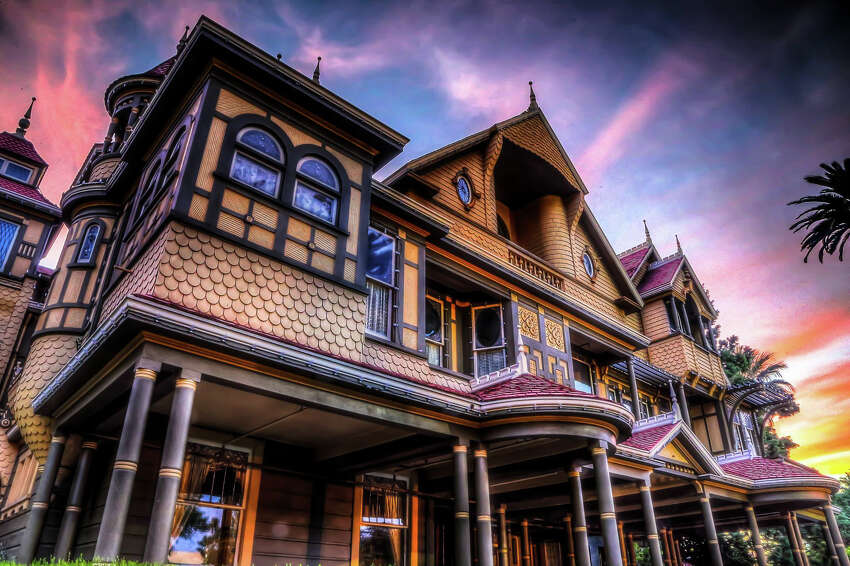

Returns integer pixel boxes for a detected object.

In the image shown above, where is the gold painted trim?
[647,534,658,540]
[51,435,67,444]
[455,512,470,518]
[159,467,183,478]
[113,460,138,472]
[32,502,48,509]
[474,449,488,458]
[574,526,587,532]
[135,368,157,381]
[568,470,581,477]
[81,441,98,450]
[478,515,491,522]
[600,513,616,519]
[591,447,606,455]
[65,505,82,512]
[453,445,468,453]
[176,378,198,390]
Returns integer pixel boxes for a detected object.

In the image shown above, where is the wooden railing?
[507,249,566,292]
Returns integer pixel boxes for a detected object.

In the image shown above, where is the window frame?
[425,294,446,368]
[471,303,508,377]
[582,251,596,279]
[365,225,399,340]
[0,216,21,273]
[0,157,34,184]
[73,221,103,266]
[229,127,285,198]
[572,358,596,394]
[356,474,411,566]
[292,155,341,226]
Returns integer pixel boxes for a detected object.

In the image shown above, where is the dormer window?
[230,127,283,197]
[293,157,340,224]
[76,223,101,264]
[0,157,33,184]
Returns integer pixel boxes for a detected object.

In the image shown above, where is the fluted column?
[744,504,767,566]
[144,372,199,562]
[698,491,723,566]
[786,512,805,566]
[18,434,66,563]
[592,442,623,566]
[498,506,509,566]
[569,466,591,566]
[455,443,472,566]
[823,520,840,566]
[792,513,811,566]
[638,481,664,566]
[824,502,850,566]
[521,519,531,566]
[94,364,159,561]
[563,514,576,566]
[474,447,494,566]
[54,439,98,559]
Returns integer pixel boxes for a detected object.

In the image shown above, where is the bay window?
[425,296,445,367]
[359,475,408,566]
[168,443,249,566]
[472,304,507,376]
[366,227,396,338]
[572,360,595,394]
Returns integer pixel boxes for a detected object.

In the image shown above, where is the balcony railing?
[715,445,756,464]
[633,410,678,432]
[507,249,566,292]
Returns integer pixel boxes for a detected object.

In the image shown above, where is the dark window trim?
[68,219,106,268]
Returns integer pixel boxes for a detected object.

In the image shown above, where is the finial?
[15,97,36,137]
[527,81,538,112]
[276,53,282,61]
[176,25,190,53]
[675,234,682,255]
[643,219,652,243]
[312,56,322,84]
[668,381,681,421]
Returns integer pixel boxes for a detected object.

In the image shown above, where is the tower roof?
[0,131,47,166]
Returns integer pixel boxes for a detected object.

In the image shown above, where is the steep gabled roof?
[0,176,59,213]
[0,131,47,166]
[474,372,595,401]
[385,107,587,194]
[637,255,684,294]
[619,245,652,278]
[618,419,724,476]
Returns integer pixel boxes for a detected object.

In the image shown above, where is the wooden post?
[95,363,159,561]
[786,512,805,566]
[824,502,850,566]
[792,513,811,566]
[18,434,66,563]
[744,505,767,566]
[627,358,641,418]
[639,481,664,566]
[569,467,591,566]
[54,440,98,558]
[563,514,576,566]
[498,506,510,566]
[521,519,531,566]
[659,528,672,566]
[592,442,623,566]
[617,522,627,566]
[698,492,723,566]
[474,448,494,566]
[823,520,840,566]
[455,443,472,566]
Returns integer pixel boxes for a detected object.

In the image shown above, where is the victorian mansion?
[0,17,844,566]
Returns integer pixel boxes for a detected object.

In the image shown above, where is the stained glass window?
[0,219,19,270]
[237,128,281,160]
[76,224,100,264]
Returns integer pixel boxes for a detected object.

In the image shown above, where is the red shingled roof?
[0,175,57,208]
[720,457,827,481]
[637,256,683,295]
[144,57,176,77]
[475,373,595,401]
[0,132,47,166]
[619,245,651,278]
[620,422,677,451]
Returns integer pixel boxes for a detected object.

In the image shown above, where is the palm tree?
[788,158,850,262]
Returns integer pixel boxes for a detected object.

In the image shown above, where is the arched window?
[229,127,284,197]
[76,223,101,264]
[293,156,340,224]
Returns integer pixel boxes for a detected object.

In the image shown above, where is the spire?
[668,381,681,422]
[312,56,322,84]
[643,219,652,244]
[176,25,190,54]
[675,234,682,255]
[15,97,35,137]
[527,81,538,112]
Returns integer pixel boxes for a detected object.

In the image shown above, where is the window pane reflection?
[230,153,278,196]
[168,504,240,566]
[293,181,338,223]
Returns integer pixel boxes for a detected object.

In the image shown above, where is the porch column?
[563,514,576,566]
[54,439,98,559]
[591,441,623,566]
[474,447,494,566]
[569,466,591,566]
[676,381,691,427]
[823,520,841,566]
[454,443,472,566]
[744,504,767,566]
[786,512,806,566]
[94,363,159,561]
[792,513,811,566]
[617,521,627,566]
[498,505,509,566]
[638,480,664,566]
[698,491,723,566]
[674,539,683,566]
[627,358,641,418]
[824,501,850,566]
[144,371,200,562]
[521,519,531,566]
[18,433,66,563]
[627,533,636,566]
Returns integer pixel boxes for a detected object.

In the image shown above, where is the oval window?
[456,176,472,205]
[582,252,595,278]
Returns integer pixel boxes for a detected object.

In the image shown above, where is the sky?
[0,0,848,474]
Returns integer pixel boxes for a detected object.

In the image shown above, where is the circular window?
[582,252,595,278]
[456,176,472,205]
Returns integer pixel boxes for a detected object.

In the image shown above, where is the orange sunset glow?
[1,0,848,477]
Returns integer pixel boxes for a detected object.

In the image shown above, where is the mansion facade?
[0,17,845,566]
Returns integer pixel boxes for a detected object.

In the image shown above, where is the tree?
[833,472,850,549]
[762,423,798,458]
[718,335,788,386]
[788,158,850,263]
